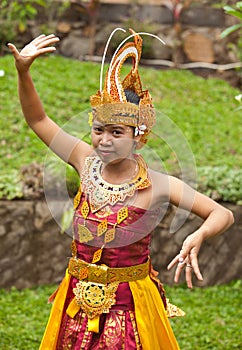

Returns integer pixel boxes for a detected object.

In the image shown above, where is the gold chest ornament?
[70,154,151,330]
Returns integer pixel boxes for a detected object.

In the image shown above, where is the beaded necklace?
[80,154,150,212]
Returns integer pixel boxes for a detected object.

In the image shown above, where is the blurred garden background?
[0,1,241,349]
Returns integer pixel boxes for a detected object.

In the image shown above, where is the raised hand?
[8,34,60,73]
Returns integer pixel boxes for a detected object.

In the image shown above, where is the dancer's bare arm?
[166,175,234,287]
[8,34,92,173]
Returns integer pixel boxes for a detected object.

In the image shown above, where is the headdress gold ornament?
[90,28,165,144]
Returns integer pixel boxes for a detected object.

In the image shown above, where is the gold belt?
[68,257,150,285]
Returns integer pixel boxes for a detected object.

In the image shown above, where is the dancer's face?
[91,121,138,164]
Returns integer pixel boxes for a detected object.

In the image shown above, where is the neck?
[101,156,138,184]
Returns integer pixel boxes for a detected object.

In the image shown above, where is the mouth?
[97,149,115,158]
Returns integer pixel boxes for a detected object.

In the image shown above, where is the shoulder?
[148,168,180,191]
[148,170,192,204]
[71,141,94,174]
[147,168,171,205]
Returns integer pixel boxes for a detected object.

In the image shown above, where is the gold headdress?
[90,28,163,144]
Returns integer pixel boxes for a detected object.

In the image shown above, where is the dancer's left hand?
[167,231,204,288]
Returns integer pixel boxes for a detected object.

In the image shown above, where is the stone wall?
[0,199,241,289]
[0,200,70,289]
[19,1,240,64]
[16,0,238,88]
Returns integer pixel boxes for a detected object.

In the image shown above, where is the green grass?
[0,281,241,349]
[167,280,242,349]
[0,54,241,201]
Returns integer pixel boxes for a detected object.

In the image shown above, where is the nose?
[100,131,112,146]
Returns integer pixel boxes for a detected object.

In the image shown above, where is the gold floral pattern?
[57,309,142,349]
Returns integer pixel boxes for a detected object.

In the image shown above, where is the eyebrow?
[93,122,125,131]
[109,125,125,130]
[92,121,103,127]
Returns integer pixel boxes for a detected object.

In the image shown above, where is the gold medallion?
[73,280,119,319]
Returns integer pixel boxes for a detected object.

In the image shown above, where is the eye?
[112,129,123,136]
[112,128,124,137]
[93,126,103,134]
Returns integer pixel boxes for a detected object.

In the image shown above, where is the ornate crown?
[90,28,156,144]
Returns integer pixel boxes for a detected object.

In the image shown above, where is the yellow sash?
[129,276,180,350]
[39,269,71,350]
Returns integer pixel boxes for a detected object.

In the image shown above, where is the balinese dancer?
[8,28,233,350]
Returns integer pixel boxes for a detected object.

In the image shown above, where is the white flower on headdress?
[134,124,147,136]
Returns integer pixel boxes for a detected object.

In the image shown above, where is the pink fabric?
[73,202,161,248]
[56,199,160,349]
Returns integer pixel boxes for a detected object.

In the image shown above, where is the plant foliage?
[0,0,46,53]
[221,1,242,38]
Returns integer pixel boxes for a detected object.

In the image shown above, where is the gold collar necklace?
[81,154,151,212]
[100,160,139,185]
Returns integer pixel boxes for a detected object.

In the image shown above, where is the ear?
[134,134,141,143]
[133,134,142,150]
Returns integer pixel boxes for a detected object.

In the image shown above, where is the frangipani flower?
[134,124,147,136]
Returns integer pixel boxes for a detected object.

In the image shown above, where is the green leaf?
[25,4,37,17]
[18,21,26,33]
[236,2,242,10]
[1,0,8,7]
[223,5,235,11]
[35,0,47,5]
[224,7,242,20]
[221,23,242,38]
